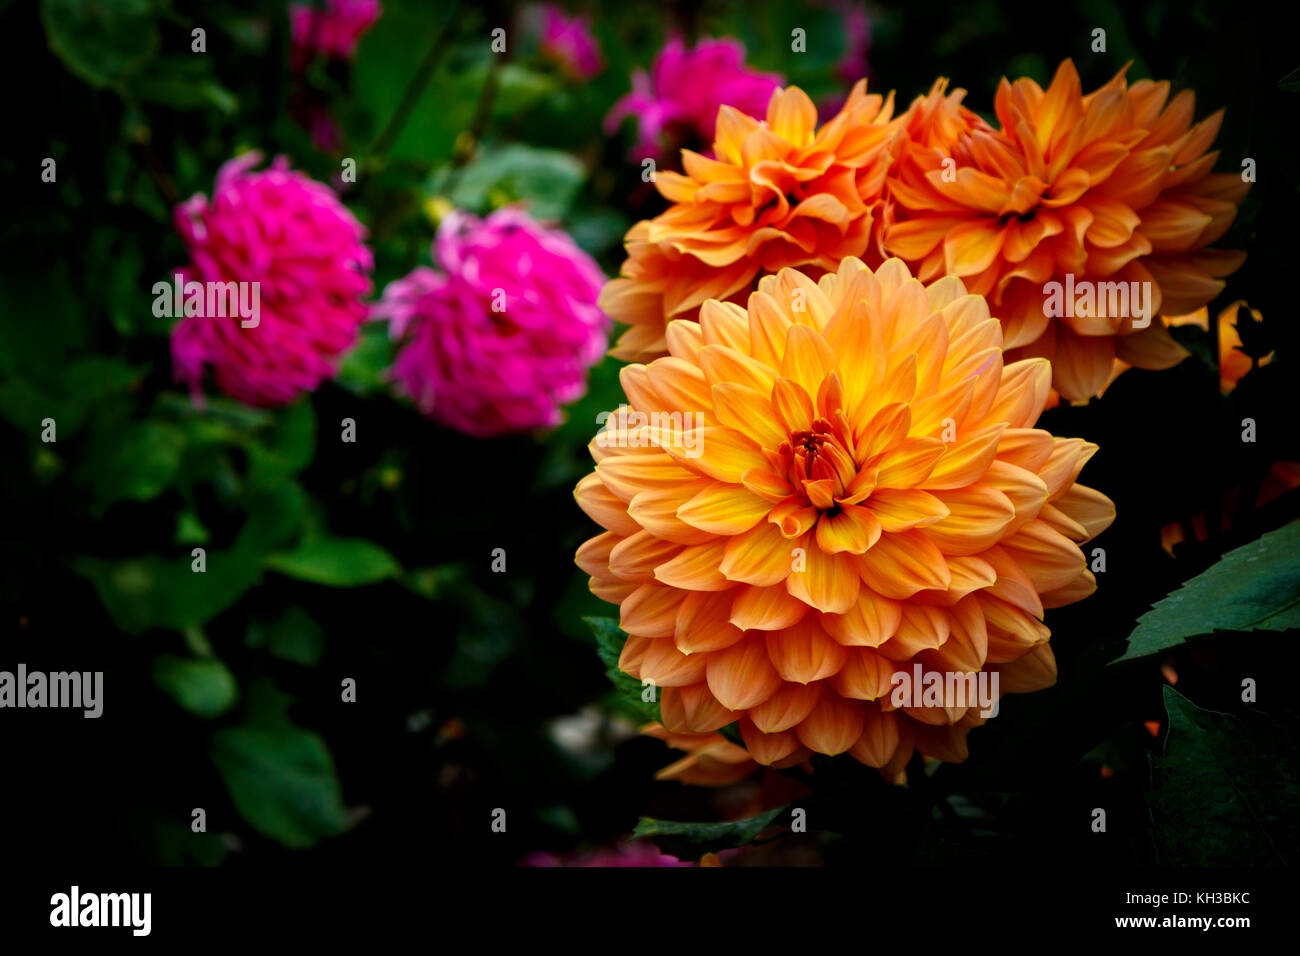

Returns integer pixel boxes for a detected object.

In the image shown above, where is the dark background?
[2,0,1299,872]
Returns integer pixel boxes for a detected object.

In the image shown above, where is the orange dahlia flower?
[575,257,1114,772]
[885,60,1249,401]
[600,81,901,361]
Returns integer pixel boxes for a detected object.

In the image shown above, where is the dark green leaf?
[85,421,186,511]
[41,0,158,88]
[264,537,402,587]
[211,724,349,849]
[151,655,238,719]
[1147,687,1297,864]
[246,607,325,667]
[75,551,262,635]
[125,56,237,113]
[1116,521,1300,662]
[632,805,789,860]
[246,399,317,485]
[584,616,660,723]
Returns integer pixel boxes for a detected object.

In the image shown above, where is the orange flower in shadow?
[601,82,902,361]
[885,60,1248,401]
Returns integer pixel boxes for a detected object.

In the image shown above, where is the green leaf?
[448,143,586,221]
[583,616,660,723]
[144,818,228,866]
[246,607,325,667]
[1116,521,1300,662]
[151,655,238,719]
[74,484,304,634]
[41,0,158,88]
[632,805,789,860]
[337,325,394,395]
[1279,66,1300,92]
[490,63,559,117]
[211,724,350,849]
[125,56,237,113]
[0,264,86,378]
[246,399,317,485]
[264,537,402,587]
[75,551,262,635]
[1147,687,1297,864]
[85,421,187,511]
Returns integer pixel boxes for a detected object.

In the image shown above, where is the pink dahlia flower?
[290,0,382,70]
[170,152,374,407]
[373,208,608,437]
[537,4,603,80]
[604,36,783,161]
[821,0,872,84]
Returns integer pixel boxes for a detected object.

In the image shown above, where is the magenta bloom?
[290,0,381,70]
[170,152,374,407]
[835,4,871,84]
[537,4,603,80]
[374,209,608,438]
[604,36,783,161]
[522,842,692,867]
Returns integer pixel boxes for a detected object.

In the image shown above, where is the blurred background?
[3,0,1298,869]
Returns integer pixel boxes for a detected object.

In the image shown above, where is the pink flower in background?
[604,36,783,161]
[834,3,871,84]
[290,0,382,70]
[815,1,873,117]
[374,208,608,437]
[170,152,374,407]
[537,4,603,80]
[522,842,692,866]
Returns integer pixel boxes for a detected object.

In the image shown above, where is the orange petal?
[674,590,746,653]
[720,521,795,586]
[822,588,902,647]
[786,543,861,613]
[729,584,809,631]
[659,683,740,734]
[706,635,784,710]
[794,694,866,755]
[766,618,848,683]
[748,681,824,733]
[855,530,951,599]
[677,483,772,535]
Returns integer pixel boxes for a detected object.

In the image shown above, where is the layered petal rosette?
[373,208,608,437]
[170,152,374,407]
[601,82,902,362]
[885,60,1249,401]
[576,257,1113,772]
